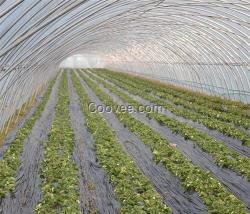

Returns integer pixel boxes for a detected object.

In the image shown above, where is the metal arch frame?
[0,0,250,128]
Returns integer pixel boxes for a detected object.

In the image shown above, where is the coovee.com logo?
[88,102,163,114]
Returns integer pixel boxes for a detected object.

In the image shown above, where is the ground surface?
[0,69,250,214]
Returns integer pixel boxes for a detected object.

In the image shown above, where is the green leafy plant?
[80,70,248,214]
[95,68,250,119]
[71,71,170,213]
[0,77,57,199]
[95,70,250,147]
[36,72,80,214]
[86,70,250,180]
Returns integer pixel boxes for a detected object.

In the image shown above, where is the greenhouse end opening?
[0,1,250,213]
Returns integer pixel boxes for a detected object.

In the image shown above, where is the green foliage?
[81,70,248,214]
[96,68,250,119]
[71,71,170,213]
[0,78,56,199]
[95,70,250,147]
[36,72,80,214]
[87,71,250,180]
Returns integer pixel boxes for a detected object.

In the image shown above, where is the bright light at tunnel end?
[60,54,106,68]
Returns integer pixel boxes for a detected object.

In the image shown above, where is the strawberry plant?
[86,71,250,180]
[95,68,250,120]
[95,70,250,147]
[80,70,248,214]
[71,71,170,213]
[36,72,80,214]
[0,77,57,199]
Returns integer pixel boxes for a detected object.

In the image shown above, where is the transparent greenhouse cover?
[0,0,250,128]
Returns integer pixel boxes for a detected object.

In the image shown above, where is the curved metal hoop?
[0,0,250,128]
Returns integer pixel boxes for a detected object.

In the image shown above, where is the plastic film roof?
[0,0,250,127]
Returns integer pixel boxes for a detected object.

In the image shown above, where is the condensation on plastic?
[0,0,250,129]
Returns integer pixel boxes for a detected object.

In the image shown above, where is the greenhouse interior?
[0,1,250,213]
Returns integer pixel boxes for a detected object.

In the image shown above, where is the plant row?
[93,70,250,147]
[95,69,250,128]
[0,77,56,199]
[85,71,250,181]
[79,70,248,214]
[36,72,81,214]
[71,71,170,213]
[92,68,250,120]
